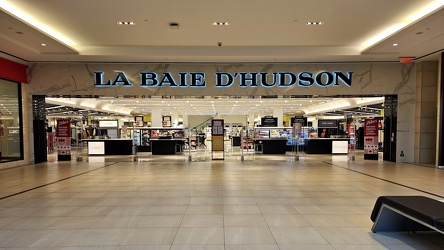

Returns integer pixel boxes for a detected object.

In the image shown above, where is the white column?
[182,115,189,127]
[151,106,162,127]
[171,112,179,127]
[273,106,283,127]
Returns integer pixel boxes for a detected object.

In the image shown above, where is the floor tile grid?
[0,156,444,248]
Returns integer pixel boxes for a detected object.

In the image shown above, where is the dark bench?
[370,196,444,233]
[435,219,444,231]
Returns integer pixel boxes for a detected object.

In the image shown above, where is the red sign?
[56,119,71,158]
[364,119,378,136]
[57,119,71,137]
[364,118,378,157]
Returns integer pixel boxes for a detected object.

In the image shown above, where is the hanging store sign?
[93,71,352,88]
[318,120,338,128]
[261,116,278,127]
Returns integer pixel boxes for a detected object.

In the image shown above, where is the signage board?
[364,118,379,160]
[99,120,118,128]
[94,71,353,89]
[318,120,338,128]
[56,119,71,161]
[261,117,278,127]
[211,119,224,159]
[291,116,307,126]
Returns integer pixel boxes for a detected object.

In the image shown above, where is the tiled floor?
[1,151,444,249]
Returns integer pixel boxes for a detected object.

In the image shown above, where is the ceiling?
[0,0,444,63]
[1,1,443,118]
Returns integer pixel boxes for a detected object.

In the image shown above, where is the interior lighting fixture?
[212,22,230,26]
[306,21,324,25]
[169,22,179,29]
[393,43,398,47]
[0,0,75,46]
[41,43,47,47]
[362,1,444,49]
[117,21,135,25]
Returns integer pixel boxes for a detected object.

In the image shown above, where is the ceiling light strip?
[0,0,76,46]
[361,0,444,49]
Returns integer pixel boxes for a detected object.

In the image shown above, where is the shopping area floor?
[1,154,444,249]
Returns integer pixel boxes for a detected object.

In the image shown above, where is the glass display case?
[254,127,295,146]
[254,127,310,152]
[129,127,185,153]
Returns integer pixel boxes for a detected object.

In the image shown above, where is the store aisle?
[1,156,443,249]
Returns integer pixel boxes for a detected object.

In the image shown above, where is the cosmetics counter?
[130,127,185,155]
[83,138,133,155]
[253,127,297,154]
[84,123,186,156]
[304,138,350,154]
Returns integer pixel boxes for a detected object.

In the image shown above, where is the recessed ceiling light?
[306,21,324,25]
[212,22,230,26]
[117,21,135,25]
[393,43,398,47]
[41,43,47,47]
[169,22,179,29]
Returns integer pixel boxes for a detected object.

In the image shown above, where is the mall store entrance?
[31,95,397,163]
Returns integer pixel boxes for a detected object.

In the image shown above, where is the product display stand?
[188,126,192,162]
[349,122,356,161]
[240,129,244,161]
[293,123,301,161]
[74,120,83,162]
[211,119,224,160]
[132,122,138,161]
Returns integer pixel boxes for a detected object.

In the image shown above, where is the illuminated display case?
[254,127,296,146]
[129,127,184,153]
[254,127,310,152]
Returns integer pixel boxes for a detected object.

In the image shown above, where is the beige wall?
[26,62,418,162]
[414,62,438,164]
[437,56,443,167]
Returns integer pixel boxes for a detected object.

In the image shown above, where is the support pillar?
[32,95,47,163]
[273,106,283,127]
[414,61,438,164]
[438,53,444,167]
[151,106,162,127]
[171,112,179,127]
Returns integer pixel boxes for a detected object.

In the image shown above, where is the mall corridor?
[1,156,444,249]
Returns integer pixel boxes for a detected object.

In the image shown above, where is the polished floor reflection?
[1,153,444,249]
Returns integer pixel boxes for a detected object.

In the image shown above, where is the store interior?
[42,95,386,162]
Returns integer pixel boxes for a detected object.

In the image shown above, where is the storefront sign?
[364,118,379,160]
[94,71,352,88]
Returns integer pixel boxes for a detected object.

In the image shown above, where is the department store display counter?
[304,138,349,154]
[150,138,186,155]
[231,136,241,146]
[83,139,133,155]
[253,138,287,154]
